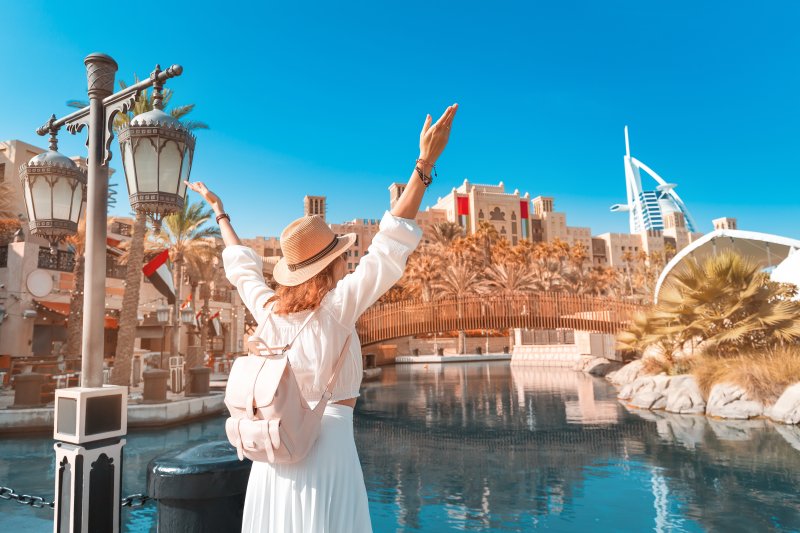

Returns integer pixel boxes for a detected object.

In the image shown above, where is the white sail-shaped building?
[611,127,697,233]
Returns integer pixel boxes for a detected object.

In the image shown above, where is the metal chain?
[120,493,152,508]
[0,486,55,509]
[1,486,152,510]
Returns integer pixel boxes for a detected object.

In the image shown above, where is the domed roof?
[129,108,186,129]
[27,150,80,169]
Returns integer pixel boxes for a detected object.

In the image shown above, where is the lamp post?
[156,303,171,370]
[22,53,192,533]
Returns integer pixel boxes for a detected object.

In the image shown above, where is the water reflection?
[3,363,800,532]
[357,363,800,532]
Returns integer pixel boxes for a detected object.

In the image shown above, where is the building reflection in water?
[356,362,800,532]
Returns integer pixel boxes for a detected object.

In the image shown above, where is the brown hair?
[266,257,341,315]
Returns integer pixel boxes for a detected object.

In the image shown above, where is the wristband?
[216,213,231,224]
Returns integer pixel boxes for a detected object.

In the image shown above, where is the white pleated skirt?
[241,403,372,533]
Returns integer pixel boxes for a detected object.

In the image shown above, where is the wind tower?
[610,126,697,233]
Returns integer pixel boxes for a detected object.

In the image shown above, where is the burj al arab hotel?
[611,127,697,233]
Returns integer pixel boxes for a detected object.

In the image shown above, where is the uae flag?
[143,250,175,304]
[210,310,221,337]
[180,293,193,310]
[195,310,202,330]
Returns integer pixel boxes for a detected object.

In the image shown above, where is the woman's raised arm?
[184,180,273,324]
[184,180,242,246]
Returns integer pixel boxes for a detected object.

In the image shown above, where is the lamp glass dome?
[117,108,195,217]
[19,150,87,243]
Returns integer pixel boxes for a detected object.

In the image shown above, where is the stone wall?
[511,343,582,367]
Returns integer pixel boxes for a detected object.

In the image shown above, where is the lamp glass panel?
[31,177,52,220]
[134,139,159,193]
[70,187,84,224]
[178,149,192,197]
[122,142,138,196]
[157,307,170,323]
[51,177,73,220]
[23,179,35,220]
[158,140,181,195]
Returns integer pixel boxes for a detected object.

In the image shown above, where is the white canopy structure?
[654,229,800,303]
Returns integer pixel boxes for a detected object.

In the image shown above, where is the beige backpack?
[224,308,352,463]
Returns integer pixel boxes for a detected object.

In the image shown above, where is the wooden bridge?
[355,293,642,345]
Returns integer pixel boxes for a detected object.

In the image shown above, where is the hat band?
[287,236,340,272]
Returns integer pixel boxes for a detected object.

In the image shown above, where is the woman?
[185,103,458,533]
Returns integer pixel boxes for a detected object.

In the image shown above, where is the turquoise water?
[3,362,800,531]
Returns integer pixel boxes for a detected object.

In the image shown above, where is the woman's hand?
[419,103,458,166]
[184,180,223,214]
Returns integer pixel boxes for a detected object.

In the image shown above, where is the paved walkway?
[0,381,226,434]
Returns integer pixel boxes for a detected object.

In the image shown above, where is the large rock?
[607,360,645,387]
[664,375,706,414]
[706,383,763,419]
[766,382,800,424]
[583,357,611,377]
[623,374,671,409]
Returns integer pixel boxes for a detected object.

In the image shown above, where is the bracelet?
[415,158,437,187]
[415,166,433,187]
[216,213,231,224]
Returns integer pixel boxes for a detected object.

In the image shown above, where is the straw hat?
[272,215,356,286]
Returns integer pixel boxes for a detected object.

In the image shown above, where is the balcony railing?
[211,288,231,303]
[106,261,127,279]
[38,248,75,272]
[110,221,132,236]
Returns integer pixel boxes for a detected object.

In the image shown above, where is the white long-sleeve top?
[222,210,422,402]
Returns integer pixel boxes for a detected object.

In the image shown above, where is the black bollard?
[148,441,252,533]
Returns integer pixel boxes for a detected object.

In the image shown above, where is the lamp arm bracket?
[35,62,184,140]
[102,92,138,165]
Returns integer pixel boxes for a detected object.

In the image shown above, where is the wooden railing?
[355,293,643,345]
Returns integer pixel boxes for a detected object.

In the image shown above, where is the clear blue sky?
[2,1,798,239]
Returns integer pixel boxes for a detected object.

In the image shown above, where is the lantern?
[117,108,195,227]
[180,306,195,325]
[19,150,87,248]
[156,304,171,325]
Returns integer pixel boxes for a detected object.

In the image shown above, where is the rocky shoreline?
[593,359,800,426]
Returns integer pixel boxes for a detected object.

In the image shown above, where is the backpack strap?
[249,305,318,355]
[321,334,353,397]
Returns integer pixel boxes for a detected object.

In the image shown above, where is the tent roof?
[654,229,800,303]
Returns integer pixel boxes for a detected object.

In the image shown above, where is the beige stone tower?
[303,195,326,221]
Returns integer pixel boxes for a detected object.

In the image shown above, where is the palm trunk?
[200,295,210,364]
[185,282,200,374]
[172,257,183,389]
[111,212,147,387]
[65,253,85,359]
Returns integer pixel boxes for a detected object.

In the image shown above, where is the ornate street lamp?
[117,67,195,231]
[34,54,191,533]
[18,120,87,252]
[180,305,195,325]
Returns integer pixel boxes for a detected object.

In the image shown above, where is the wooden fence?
[355,293,643,345]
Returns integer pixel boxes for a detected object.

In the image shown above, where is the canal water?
[3,362,800,531]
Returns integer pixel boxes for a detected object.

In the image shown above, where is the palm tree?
[403,251,440,302]
[63,218,87,358]
[433,258,485,353]
[155,201,220,384]
[620,252,800,368]
[0,182,22,247]
[429,221,463,247]
[483,263,539,294]
[68,85,208,386]
[184,246,221,362]
[109,212,147,386]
